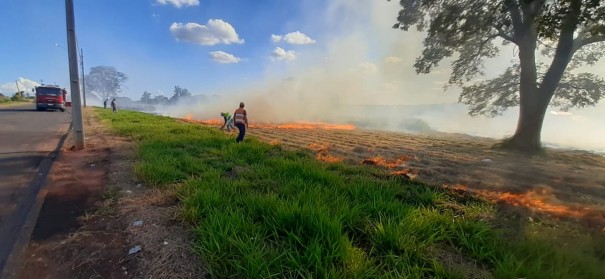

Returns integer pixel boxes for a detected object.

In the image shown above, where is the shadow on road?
[0,154,45,173]
[0,108,36,112]
[0,108,68,113]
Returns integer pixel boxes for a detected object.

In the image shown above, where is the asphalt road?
[0,103,71,273]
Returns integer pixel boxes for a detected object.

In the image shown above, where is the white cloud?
[358,62,378,73]
[0,77,40,95]
[155,0,199,8]
[270,47,297,61]
[273,31,316,45]
[271,34,282,43]
[209,51,241,64]
[169,19,244,46]
[384,56,403,64]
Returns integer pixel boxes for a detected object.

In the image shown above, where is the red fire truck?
[34,85,67,112]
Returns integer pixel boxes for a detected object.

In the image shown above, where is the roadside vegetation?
[0,92,33,105]
[97,109,605,279]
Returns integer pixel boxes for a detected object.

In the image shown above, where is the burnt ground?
[15,108,205,279]
[29,149,110,241]
[245,125,605,231]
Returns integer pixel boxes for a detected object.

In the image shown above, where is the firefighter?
[103,98,108,109]
[111,98,117,113]
[233,102,248,143]
[220,112,234,132]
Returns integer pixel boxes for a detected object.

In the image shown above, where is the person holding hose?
[234,102,248,143]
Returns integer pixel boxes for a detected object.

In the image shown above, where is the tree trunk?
[506,86,552,153]
[504,23,548,153]
[499,0,578,154]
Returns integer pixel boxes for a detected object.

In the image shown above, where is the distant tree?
[170,85,192,104]
[141,91,152,104]
[85,66,128,101]
[10,91,25,101]
[151,94,170,105]
[390,0,605,153]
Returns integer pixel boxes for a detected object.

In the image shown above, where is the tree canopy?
[141,91,152,104]
[85,66,128,101]
[391,0,605,152]
[170,85,192,103]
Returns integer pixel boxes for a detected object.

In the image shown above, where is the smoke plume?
[158,0,605,153]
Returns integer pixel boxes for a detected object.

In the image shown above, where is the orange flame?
[307,143,330,153]
[183,113,193,121]
[316,153,342,163]
[306,143,341,163]
[187,118,356,131]
[193,118,223,125]
[445,184,605,229]
[361,155,407,169]
[390,170,418,180]
[270,122,355,130]
[361,155,418,180]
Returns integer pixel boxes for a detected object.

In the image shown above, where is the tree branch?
[540,0,582,94]
[506,0,524,36]
[520,0,545,26]
[495,26,519,45]
[574,35,605,52]
[449,34,498,85]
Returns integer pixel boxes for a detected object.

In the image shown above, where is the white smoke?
[158,0,605,153]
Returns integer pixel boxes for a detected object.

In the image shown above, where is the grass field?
[0,99,32,106]
[97,109,605,279]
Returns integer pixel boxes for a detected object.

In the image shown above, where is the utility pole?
[65,0,85,150]
[80,48,86,107]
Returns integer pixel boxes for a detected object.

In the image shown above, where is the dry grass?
[248,125,605,230]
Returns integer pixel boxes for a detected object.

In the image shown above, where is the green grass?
[97,108,605,279]
[0,98,32,106]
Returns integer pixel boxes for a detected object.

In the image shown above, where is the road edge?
[0,123,72,279]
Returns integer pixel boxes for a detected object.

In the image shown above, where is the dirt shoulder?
[14,108,204,279]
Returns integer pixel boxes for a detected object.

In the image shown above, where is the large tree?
[170,85,192,104]
[85,66,128,101]
[391,0,605,152]
[151,94,170,105]
[141,91,152,104]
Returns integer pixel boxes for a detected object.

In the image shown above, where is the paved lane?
[0,103,70,273]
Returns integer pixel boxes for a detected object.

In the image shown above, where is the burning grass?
[361,155,410,169]
[98,109,605,279]
[307,142,330,153]
[446,185,605,230]
[186,117,356,131]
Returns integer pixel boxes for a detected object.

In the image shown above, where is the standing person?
[111,98,117,113]
[220,112,234,132]
[103,98,108,109]
[233,102,248,143]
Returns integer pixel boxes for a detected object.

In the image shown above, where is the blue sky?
[1,0,604,150]
[0,0,338,99]
[0,0,469,105]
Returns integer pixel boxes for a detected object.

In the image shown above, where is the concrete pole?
[80,48,86,107]
[65,0,85,150]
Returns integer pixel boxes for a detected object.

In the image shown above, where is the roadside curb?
[0,123,72,279]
